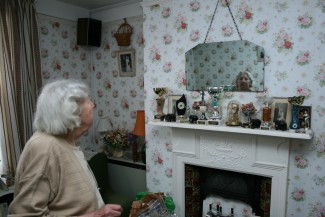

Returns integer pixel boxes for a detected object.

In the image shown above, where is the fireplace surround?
[150,121,312,217]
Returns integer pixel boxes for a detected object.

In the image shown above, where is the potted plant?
[103,128,129,158]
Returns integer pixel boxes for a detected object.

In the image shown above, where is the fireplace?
[150,121,312,217]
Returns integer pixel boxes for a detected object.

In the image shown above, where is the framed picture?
[271,97,292,127]
[168,95,182,114]
[298,106,312,129]
[117,49,135,77]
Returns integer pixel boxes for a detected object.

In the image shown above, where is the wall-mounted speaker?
[77,18,102,47]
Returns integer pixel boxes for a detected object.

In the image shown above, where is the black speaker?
[77,18,102,47]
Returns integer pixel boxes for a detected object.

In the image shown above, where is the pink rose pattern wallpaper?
[142,0,325,216]
[37,0,325,215]
[38,14,145,151]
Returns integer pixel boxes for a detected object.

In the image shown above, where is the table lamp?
[97,117,111,135]
[132,110,145,162]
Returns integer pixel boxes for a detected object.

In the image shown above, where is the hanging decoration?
[114,18,133,46]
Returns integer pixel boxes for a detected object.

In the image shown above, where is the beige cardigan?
[9,132,99,216]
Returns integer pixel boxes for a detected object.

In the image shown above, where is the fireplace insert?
[200,167,264,216]
[184,164,271,217]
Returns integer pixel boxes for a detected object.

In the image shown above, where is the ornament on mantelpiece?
[176,94,188,123]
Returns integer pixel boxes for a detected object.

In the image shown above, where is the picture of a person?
[125,55,132,72]
[275,103,288,121]
[121,54,132,72]
[278,109,285,120]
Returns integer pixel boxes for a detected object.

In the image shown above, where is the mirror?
[185,40,265,92]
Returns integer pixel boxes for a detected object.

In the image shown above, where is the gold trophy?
[153,87,168,120]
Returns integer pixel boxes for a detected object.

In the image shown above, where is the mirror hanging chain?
[204,0,242,43]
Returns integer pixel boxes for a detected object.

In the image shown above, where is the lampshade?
[97,117,110,133]
[133,110,145,137]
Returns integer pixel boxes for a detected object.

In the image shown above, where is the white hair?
[235,71,253,85]
[233,71,254,91]
[33,79,90,135]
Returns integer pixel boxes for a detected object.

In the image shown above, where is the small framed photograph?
[298,106,312,129]
[168,95,182,114]
[271,97,292,127]
[117,49,135,77]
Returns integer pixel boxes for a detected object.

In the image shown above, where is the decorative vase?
[112,149,123,158]
[290,105,300,130]
[288,96,305,131]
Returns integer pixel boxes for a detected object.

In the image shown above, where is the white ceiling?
[56,0,140,10]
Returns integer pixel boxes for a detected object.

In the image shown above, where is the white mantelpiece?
[149,121,313,217]
[150,121,313,140]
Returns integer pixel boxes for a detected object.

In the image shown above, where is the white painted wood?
[150,121,313,139]
[149,121,313,217]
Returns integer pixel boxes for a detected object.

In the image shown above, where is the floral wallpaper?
[142,0,325,216]
[37,0,325,215]
[38,14,145,151]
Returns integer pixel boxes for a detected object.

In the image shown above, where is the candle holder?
[153,87,168,120]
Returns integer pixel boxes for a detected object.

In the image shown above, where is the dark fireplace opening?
[185,164,272,217]
[200,167,264,216]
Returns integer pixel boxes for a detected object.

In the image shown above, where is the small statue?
[153,87,168,120]
[231,104,240,123]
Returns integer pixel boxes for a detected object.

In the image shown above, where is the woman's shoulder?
[24,132,69,156]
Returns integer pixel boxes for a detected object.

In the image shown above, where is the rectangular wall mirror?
[185,40,265,92]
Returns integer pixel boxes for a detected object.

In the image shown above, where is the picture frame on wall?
[168,95,182,114]
[298,106,312,129]
[118,49,135,77]
[271,97,292,127]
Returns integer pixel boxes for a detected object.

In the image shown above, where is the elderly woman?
[234,71,253,91]
[9,80,123,217]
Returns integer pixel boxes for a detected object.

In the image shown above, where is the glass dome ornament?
[226,100,241,126]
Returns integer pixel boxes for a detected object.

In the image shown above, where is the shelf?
[107,156,146,170]
[149,120,313,140]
